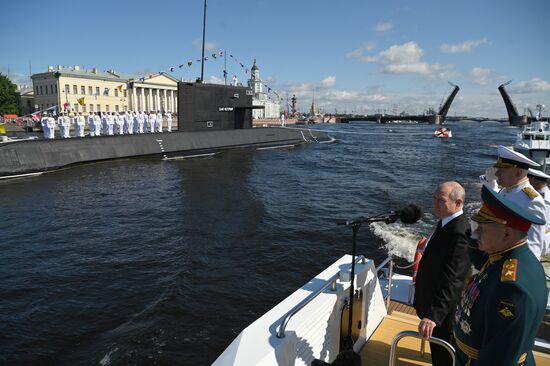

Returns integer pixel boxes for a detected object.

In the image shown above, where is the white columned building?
[127,73,178,113]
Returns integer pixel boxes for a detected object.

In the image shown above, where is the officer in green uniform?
[453,186,547,366]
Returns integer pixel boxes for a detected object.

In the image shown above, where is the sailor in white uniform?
[143,111,149,133]
[137,112,145,133]
[123,111,132,134]
[156,110,163,132]
[486,145,547,259]
[41,114,50,138]
[107,113,115,135]
[148,111,156,133]
[528,167,550,257]
[165,112,172,132]
[115,112,124,135]
[101,112,108,135]
[76,112,85,137]
[88,112,96,136]
[59,113,70,138]
[47,113,57,139]
[94,112,102,136]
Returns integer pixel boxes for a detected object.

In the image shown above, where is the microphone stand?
[337,214,396,351]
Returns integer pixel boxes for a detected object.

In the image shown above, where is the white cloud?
[346,42,376,59]
[440,38,489,54]
[192,39,219,51]
[471,67,492,85]
[356,41,457,79]
[321,76,336,88]
[510,78,550,94]
[374,22,393,33]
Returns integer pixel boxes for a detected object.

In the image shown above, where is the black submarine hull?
[0,127,330,178]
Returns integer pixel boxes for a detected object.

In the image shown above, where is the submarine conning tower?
[177,82,257,131]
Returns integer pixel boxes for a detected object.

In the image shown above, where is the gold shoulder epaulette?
[522,187,539,199]
[501,259,518,282]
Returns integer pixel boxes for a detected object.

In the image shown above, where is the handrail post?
[386,258,394,312]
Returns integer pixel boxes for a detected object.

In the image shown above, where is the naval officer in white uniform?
[94,112,101,136]
[156,110,163,132]
[41,114,50,138]
[528,167,550,257]
[76,112,85,137]
[88,112,96,136]
[165,112,172,132]
[484,145,547,259]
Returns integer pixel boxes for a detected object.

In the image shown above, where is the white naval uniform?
[165,112,172,132]
[114,114,124,135]
[536,185,550,256]
[499,178,547,259]
[88,115,96,136]
[47,117,57,139]
[107,115,115,135]
[138,113,145,133]
[48,116,55,139]
[76,115,85,137]
[94,115,101,136]
[156,113,163,132]
[60,116,71,138]
[148,113,156,133]
[124,114,133,134]
[102,115,108,135]
[41,116,49,138]
[143,113,149,133]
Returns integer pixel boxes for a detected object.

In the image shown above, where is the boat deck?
[361,302,432,366]
[361,301,550,366]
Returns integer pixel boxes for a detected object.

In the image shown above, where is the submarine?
[0,82,332,179]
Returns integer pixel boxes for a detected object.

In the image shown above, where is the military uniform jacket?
[454,243,546,366]
[499,179,546,259]
[413,214,471,326]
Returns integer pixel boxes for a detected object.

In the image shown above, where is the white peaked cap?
[528,168,550,180]
[496,145,540,168]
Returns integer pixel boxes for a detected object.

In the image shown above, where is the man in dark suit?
[413,181,471,366]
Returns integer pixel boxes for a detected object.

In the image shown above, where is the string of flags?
[157,50,281,100]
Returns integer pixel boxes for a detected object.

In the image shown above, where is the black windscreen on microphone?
[398,204,422,224]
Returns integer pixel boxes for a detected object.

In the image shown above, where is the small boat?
[514,107,550,169]
[214,253,550,365]
[433,127,452,138]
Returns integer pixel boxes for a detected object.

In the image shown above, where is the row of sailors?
[40,111,173,139]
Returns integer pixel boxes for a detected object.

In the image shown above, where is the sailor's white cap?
[528,168,550,180]
[494,145,540,169]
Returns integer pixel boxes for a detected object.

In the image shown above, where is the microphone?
[391,204,423,224]
[337,204,422,226]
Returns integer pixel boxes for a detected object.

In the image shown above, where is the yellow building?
[31,65,178,114]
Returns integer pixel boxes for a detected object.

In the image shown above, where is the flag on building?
[117,85,123,93]
[103,88,109,96]
[77,97,85,106]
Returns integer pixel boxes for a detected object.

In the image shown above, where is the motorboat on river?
[214,248,550,365]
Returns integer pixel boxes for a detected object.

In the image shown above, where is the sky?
[2,0,550,117]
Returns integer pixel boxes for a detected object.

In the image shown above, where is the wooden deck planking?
[361,304,550,366]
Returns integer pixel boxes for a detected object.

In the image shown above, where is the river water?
[0,121,520,365]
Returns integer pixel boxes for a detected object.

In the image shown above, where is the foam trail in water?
[370,222,422,262]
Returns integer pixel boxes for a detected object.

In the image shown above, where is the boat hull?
[0,127,329,178]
